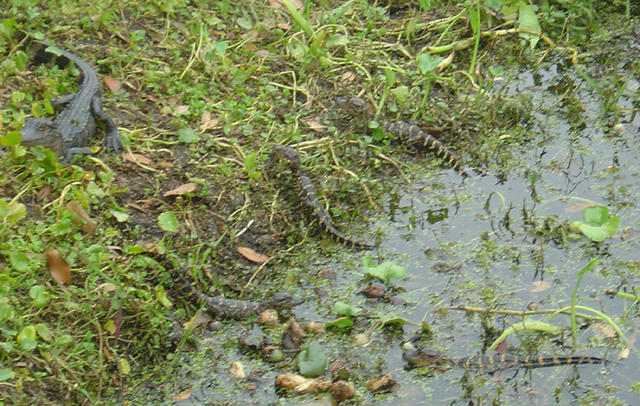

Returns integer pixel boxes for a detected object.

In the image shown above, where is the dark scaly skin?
[335,96,469,178]
[403,347,606,372]
[146,252,303,319]
[273,144,374,250]
[19,38,122,162]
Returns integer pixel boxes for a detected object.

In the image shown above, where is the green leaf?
[416,53,443,75]
[324,317,354,330]
[0,368,14,381]
[333,301,362,316]
[54,334,73,347]
[0,199,26,225]
[86,181,105,198]
[157,211,179,232]
[578,218,619,242]
[177,127,199,144]
[467,6,479,34]
[363,260,406,285]
[9,252,30,272]
[155,285,173,308]
[1,131,22,147]
[380,313,406,329]
[110,209,130,223]
[117,358,131,375]
[34,323,53,342]
[296,342,326,378]
[213,40,228,56]
[391,85,409,105]
[29,285,48,308]
[518,3,542,49]
[0,301,15,323]
[17,325,37,350]
[244,151,256,172]
[583,205,608,225]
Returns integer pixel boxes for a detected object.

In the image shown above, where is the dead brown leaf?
[229,361,246,379]
[565,203,597,214]
[237,246,269,263]
[66,201,95,234]
[172,387,192,401]
[103,76,121,92]
[44,248,72,285]
[276,22,290,30]
[173,105,190,116]
[125,153,152,165]
[304,118,326,133]
[163,183,198,197]
[530,280,550,293]
[37,185,53,201]
[199,111,219,132]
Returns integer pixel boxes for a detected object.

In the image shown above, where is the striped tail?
[384,120,468,178]
[455,354,606,371]
[298,175,374,250]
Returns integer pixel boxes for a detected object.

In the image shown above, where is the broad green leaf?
[54,334,73,347]
[1,131,22,147]
[333,301,361,316]
[0,301,15,323]
[324,317,354,330]
[244,151,256,172]
[296,342,326,378]
[518,3,542,49]
[416,53,443,75]
[177,127,199,144]
[117,358,131,375]
[157,211,179,232]
[488,319,560,351]
[364,260,406,285]
[578,217,619,242]
[110,209,130,223]
[155,285,173,307]
[0,368,14,381]
[391,85,409,104]
[583,205,608,225]
[34,323,53,342]
[17,325,37,350]
[380,313,406,329]
[29,285,48,308]
[0,199,26,225]
[9,252,30,272]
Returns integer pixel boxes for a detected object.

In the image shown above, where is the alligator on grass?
[16,35,122,162]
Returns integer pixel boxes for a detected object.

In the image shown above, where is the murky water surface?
[134,39,640,405]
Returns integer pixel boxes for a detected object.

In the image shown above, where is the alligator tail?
[298,175,374,250]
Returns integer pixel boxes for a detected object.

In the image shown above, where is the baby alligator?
[273,144,374,250]
[403,347,606,372]
[335,96,468,177]
[18,36,122,162]
[147,252,303,319]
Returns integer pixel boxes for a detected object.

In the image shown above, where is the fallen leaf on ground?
[44,248,71,285]
[164,183,198,197]
[172,387,192,401]
[237,246,269,263]
[125,153,152,165]
[103,76,121,92]
[66,201,95,234]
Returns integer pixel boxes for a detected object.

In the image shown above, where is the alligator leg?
[51,94,76,107]
[90,96,122,153]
